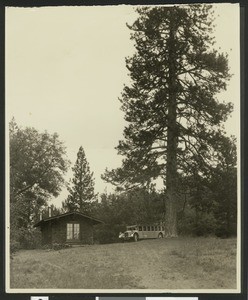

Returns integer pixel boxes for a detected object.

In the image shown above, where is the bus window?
[158,226,161,231]
[143,226,146,231]
[155,226,158,231]
[129,227,134,231]
[162,226,165,231]
[147,226,150,231]
[138,226,142,231]
[151,226,154,231]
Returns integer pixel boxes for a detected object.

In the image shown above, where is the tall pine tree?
[63,146,96,213]
[102,5,234,237]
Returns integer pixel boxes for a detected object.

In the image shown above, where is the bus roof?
[126,225,137,228]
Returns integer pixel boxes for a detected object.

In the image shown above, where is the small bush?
[178,209,216,236]
[41,243,72,251]
[21,228,42,249]
[10,227,42,250]
[41,244,51,250]
[52,243,72,250]
[215,226,231,238]
[10,240,20,254]
[215,220,237,238]
[191,215,216,236]
[52,243,63,250]
[94,224,126,244]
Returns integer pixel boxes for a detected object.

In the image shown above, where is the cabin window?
[67,223,80,240]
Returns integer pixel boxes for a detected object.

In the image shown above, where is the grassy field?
[10,237,237,290]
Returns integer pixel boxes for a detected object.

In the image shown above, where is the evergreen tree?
[210,136,237,237]
[63,146,96,213]
[102,5,234,237]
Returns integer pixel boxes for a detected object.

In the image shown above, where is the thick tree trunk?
[165,11,178,237]
[166,98,178,237]
[165,185,178,237]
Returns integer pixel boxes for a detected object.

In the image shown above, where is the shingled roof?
[34,211,104,227]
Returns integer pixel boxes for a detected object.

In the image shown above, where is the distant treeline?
[9,119,237,252]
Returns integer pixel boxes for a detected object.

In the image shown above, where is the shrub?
[10,240,20,254]
[178,208,216,236]
[216,223,236,237]
[51,243,72,250]
[10,227,42,250]
[215,227,229,238]
[41,243,72,251]
[20,228,42,249]
[93,224,126,244]
[41,244,51,250]
[215,222,237,238]
[191,214,216,236]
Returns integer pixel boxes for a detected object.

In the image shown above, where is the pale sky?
[6,4,240,207]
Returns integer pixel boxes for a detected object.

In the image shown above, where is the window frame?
[66,222,80,241]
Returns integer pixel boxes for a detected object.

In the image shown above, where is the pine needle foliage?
[102,5,234,236]
[63,146,96,214]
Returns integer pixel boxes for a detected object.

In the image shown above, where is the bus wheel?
[158,233,163,239]
[133,233,139,242]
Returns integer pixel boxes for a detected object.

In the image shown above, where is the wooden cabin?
[34,211,103,245]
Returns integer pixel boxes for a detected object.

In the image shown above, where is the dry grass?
[10,237,237,290]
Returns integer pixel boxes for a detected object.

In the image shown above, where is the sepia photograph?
[5,2,240,293]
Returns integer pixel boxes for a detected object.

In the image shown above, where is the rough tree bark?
[165,12,178,237]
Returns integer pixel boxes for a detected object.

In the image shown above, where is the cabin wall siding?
[80,221,94,245]
[51,219,66,244]
[41,224,52,245]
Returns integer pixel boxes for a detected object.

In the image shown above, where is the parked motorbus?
[119,224,165,242]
